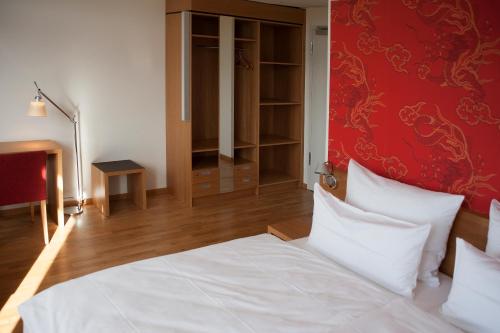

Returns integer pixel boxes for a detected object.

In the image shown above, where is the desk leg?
[47,152,64,228]
[128,172,147,210]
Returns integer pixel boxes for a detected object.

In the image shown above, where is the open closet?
[166,0,305,206]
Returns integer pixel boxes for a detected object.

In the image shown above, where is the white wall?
[0,0,166,199]
[303,6,328,183]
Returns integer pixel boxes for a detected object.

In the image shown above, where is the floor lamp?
[27,81,83,215]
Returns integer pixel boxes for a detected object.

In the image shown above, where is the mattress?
[290,237,453,315]
[19,234,462,333]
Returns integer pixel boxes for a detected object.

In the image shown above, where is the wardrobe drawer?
[234,163,257,177]
[234,174,258,190]
[192,168,219,184]
[192,181,219,198]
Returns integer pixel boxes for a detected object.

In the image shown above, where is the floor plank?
[0,187,313,332]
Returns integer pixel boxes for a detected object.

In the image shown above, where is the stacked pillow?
[308,184,430,297]
[441,200,500,333]
[308,158,499,332]
[308,159,465,296]
[345,160,464,286]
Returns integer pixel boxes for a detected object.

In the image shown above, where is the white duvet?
[20,234,461,333]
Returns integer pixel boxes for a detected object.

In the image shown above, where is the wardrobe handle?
[181,11,191,122]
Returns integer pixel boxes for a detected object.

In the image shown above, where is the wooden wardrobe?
[166,0,305,206]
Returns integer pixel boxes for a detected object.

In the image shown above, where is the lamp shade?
[27,100,47,117]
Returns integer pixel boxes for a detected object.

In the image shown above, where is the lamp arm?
[38,90,75,123]
[33,81,83,210]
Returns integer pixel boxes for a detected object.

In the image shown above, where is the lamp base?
[64,205,83,216]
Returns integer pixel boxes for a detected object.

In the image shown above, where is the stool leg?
[30,203,35,223]
[92,166,109,217]
[41,200,49,245]
[128,172,147,210]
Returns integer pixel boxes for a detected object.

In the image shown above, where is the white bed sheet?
[20,234,461,333]
[290,237,453,315]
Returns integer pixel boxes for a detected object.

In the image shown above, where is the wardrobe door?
[166,12,193,206]
[181,11,191,121]
[219,16,235,160]
[219,16,235,193]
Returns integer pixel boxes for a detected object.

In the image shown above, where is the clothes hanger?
[236,49,253,70]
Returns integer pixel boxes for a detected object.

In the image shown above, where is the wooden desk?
[0,140,64,227]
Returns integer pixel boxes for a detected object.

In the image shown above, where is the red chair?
[0,151,49,244]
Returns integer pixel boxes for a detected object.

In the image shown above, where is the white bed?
[20,234,461,333]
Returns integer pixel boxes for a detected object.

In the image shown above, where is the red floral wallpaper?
[329,0,500,214]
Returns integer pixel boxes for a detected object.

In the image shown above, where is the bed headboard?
[320,169,489,277]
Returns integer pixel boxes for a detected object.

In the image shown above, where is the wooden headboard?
[320,169,489,277]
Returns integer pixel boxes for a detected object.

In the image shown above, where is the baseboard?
[0,205,34,217]
[0,187,169,215]
[86,187,169,205]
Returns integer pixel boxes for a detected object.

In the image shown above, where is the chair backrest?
[0,151,47,206]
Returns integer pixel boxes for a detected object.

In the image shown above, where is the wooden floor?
[0,186,313,332]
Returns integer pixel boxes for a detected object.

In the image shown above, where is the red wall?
[328,0,500,214]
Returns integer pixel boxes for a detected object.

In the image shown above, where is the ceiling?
[249,0,328,8]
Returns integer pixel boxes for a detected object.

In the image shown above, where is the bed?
[20,167,490,332]
[20,234,461,333]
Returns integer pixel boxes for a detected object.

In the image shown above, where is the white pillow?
[486,199,500,258]
[346,159,464,287]
[441,238,500,333]
[308,183,431,297]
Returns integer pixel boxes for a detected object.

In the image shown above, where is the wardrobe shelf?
[260,61,301,66]
[192,34,219,39]
[259,170,298,187]
[234,140,256,149]
[259,135,300,147]
[260,99,301,106]
[235,37,256,42]
[192,139,219,153]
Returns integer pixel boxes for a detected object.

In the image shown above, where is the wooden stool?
[91,160,146,216]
